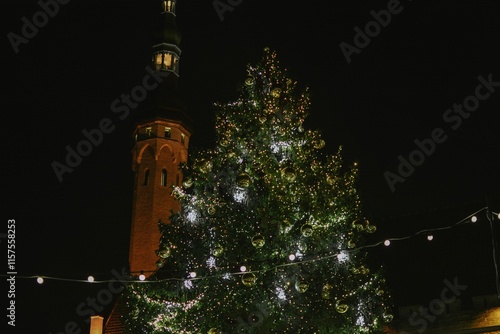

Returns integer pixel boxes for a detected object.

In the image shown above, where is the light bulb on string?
[189,272,197,278]
[427,234,434,241]
[384,240,391,246]
[288,254,296,261]
[36,276,44,284]
[240,266,247,272]
[87,276,95,283]
[139,274,146,281]
[471,216,477,223]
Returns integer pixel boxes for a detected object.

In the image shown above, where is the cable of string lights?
[2,207,499,290]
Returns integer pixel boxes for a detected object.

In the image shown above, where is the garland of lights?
[4,208,498,285]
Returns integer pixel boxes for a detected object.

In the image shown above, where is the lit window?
[144,169,150,186]
[162,0,175,13]
[146,127,152,137]
[164,127,171,138]
[181,133,185,144]
[163,53,173,69]
[161,169,167,187]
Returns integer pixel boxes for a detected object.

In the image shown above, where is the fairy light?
[139,274,146,281]
[4,207,493,285]
[289,254,296,261]
[471,216,478,223]
[240,266,247,272]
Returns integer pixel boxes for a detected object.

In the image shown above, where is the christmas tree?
[123,48,392,333]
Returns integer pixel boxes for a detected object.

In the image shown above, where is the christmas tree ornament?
[182,177,193,189]
[347,240,356,249]
[295,280,309,293]
[199,159,213,173]
[259,115,267,123]
[156,258,166,268]
[314,139,326,149]
[208,328,219,334]
[236,172,252,188]
[241,272,257,286]
[251,234,265,248]
[208,206,217,216]
[156,247,171,258]
[376,289,385,296]
[281,166,296,182]
[335,299,349,314]
[352,220,364,231]
[245,76,255,86]
[213,244,224,257]
[271,87,282,98]
[322,284,333,299]
[301,224,313,237]
[298,125,304,133]
[383,313,394,323]
[365,224,377,233]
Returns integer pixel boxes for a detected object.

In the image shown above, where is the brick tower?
[129,0,192,279]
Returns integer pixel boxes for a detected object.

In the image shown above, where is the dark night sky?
[2,0,500,332]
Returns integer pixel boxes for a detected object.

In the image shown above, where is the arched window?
[161,169,167,187]
[144,169,150,186]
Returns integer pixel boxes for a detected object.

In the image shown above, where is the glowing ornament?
[213,244,224,257]
[322,284,333,299]
[156,258,166,268]
[271,88,282,98]
[347,240,356,249]
[182,177,193,188]
[301,224,313,237]
[251,234,265,248]
[198,159,213,173]
[236,172,252,188]
[352,220,364,231]
[295,280,309,293]
[365,224,377,234]
[376,289,385,296]
[245,76,255,86]
[241,272,257,287]
[157,247,171,258]
[326,174,337,185]
[298,125,304,133]
[314,139,325,149]
[259,116,267,123]
[281,166,296,182]
[208,206,216,216]
[335,299,349,314]
[383,313,394,323]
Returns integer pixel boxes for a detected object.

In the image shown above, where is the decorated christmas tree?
[123,48,392,333]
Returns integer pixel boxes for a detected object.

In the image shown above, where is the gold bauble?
[156,258,166,268]
[383,313,394,323]
[182,177,193,189]
[322,284,333,299]
[301,224,313,237]
[245,76,255,86]
[241,272,257,287]
[365,224,377,234]
[295,280,309,293]
[281,166,296,182]
[236,172,252,188]
[208,206,216,216]
[213,244,223,257]
[251,234,265,248]
[335,299,349,314]
[156,247,171,259]
[198,159,213,173]
[271,88,282,98]
[314,139,325,149]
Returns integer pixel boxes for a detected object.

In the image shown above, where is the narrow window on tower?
[181,133,185,145]
[144,169,150,186]
[161,169,167,187]
[162,0,175,13]
[164,127,171,138]
[146,127,152,138]
[163,53,173,70]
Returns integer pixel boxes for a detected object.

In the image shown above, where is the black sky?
[2,0,500,332]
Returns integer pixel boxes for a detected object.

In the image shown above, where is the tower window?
[164,127,171,138]
[162,0,175,14]
[153,52,179,74]
[144,169,150,186]
[146,127,152,138]
[181,133,185,145]
[161,169,167,187]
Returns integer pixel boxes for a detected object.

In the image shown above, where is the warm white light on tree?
[37,276,44,284]
[384,240,391,246]
[471,216,477,223]
[88,276,95,283]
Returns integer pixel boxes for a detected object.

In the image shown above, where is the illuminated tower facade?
[129,0,192,278]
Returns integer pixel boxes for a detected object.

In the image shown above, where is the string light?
[2,207,496,285]
[471,216,478,223]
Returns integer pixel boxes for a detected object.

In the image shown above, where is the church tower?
[129,0,192,279]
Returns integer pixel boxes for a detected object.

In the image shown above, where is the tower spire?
[128,0,192,278]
